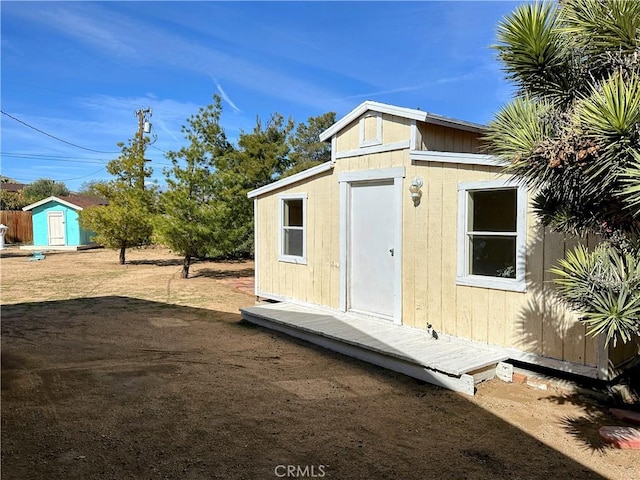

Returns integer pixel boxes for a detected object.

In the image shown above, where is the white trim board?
[505,349,599,379]
[359,111,382,147]
[410,150,507,167]
[23,195,84,211]
[338,166,405,183]
[253,198,259,297]
[247,149,505,202]
[320,100,487,141]
[247,161,333,198]
[335,140,410,160]
[19,244,101,251]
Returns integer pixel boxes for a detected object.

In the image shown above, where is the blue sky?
[1,1,519,191]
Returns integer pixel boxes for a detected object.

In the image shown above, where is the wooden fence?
[0,211,33,244]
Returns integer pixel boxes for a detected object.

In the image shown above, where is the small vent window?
[279,194,307,264]
[359,112,382,147]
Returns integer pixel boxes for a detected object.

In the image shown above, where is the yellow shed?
[244,101,638,391]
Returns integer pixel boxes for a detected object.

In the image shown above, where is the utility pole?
[135,108,152,190]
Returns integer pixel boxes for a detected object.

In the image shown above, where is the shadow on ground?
[126,258,185,267]
[194,267,254,279]
[1,296,605,480]
[545,388,640,452]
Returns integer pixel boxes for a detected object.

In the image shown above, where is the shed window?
[279,194,307,264]
[457,181,526,292]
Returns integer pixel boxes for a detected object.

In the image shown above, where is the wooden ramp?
[241,302,509,396]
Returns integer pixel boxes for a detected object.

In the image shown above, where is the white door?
[47,211,65,246]
[348,180,396,319]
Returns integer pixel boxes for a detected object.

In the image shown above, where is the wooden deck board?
[241,302,509,395]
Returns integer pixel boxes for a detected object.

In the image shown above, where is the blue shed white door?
[348,180,396,319]
[47,211,65,245]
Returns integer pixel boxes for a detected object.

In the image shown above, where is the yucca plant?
[488,0,640,345]
[623,151,640,216]
[551,244,640,345]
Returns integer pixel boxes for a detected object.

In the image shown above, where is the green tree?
[0,190,27,210]
[155,96,233,278]
[22,178,69,203]
[486,0,640,344]
[79,134,156,264]
[78,180,110,199]
[215,113,295,256]
[80,189,155,264]
[286,112,336,176]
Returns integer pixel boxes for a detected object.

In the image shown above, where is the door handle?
[389,248,394,256]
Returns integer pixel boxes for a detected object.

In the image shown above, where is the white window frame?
[278,193,307,264]
[359,112,382,148]
[456,179,527,292]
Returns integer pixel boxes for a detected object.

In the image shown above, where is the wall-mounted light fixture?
[409,177,423,206]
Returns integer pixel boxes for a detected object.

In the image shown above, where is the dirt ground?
[1,246,638,480]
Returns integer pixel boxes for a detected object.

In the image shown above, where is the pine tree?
[286,112,336,176]
[155,96,233,278]
[214,113,295,256]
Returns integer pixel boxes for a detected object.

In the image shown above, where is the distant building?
[0,182,26,193]
[21,195,108,250]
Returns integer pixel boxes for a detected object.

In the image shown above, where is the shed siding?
[418,123,482,153]
[401,161,598,365]
[31,206,50,246]
[31,202,95,247]
[256,170,340,309]
[254,112,606,370]
[32,203,81,246]
[383,115,412,144]
[336,120,359,152]
[335,114,412,152]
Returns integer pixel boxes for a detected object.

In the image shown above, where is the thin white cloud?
[435,72,480,85]
[212,77,241,113]
[339,84,427,102]
[7,3,344,112]
[37,6,138,59]
[337,70,483,104]
[154,118,181,144]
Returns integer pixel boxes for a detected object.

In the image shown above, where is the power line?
[55,167,108,182]
[150,144,167,153]
[8,166,108,184]
[1,110,121,154]
[1,152,106,160]
[1,151,173,168]
[1,153,108,165]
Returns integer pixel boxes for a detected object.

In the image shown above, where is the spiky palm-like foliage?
[487,0,640,345]
[551,244,640,345]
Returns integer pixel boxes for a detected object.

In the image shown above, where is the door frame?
[47,210,66,246]
[338,166,405,325]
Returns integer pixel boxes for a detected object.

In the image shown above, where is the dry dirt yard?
[1,246,638,480]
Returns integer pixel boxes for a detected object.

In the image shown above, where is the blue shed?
[22,195,108,250]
